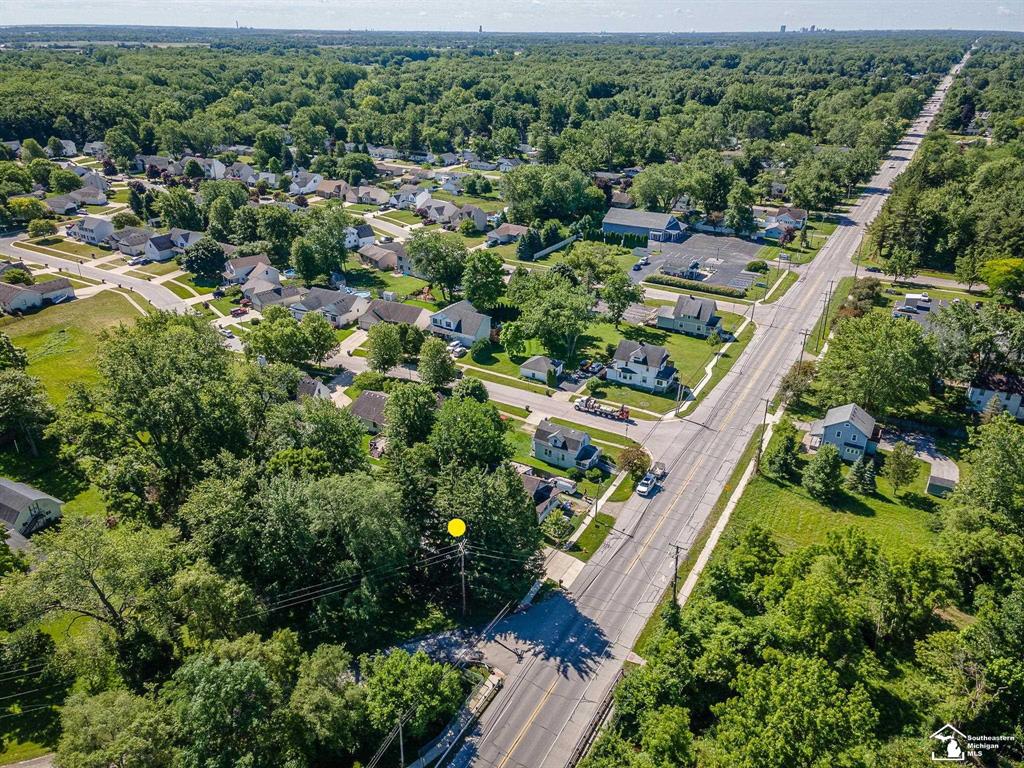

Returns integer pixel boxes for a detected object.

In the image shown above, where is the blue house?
[602,209,687,242]
[809,403,878,461]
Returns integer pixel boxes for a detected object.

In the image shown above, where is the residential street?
[450,51,970,768]
[0,236,189,313]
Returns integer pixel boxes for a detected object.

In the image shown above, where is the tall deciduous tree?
[418,337,457,390]
[366,322,403,374]
[407,232,467,303]
[0,369,53,456]
[602,271,644,329]
[180,237,226,280]
[462,249,505,311]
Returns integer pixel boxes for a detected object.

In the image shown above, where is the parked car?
[632,263,642,271]
[448,341,467,358]
[230,307,249,318]
[636,473,657,497]
[218,328,235,339]
[865,266,882,273]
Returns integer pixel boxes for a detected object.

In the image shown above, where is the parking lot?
[649,233,765,291]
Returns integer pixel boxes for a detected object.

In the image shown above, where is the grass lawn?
[344,203,381,213]
[757,217,839,266]
[548,418,640,450]
[376,210,421,227]
[0,291,142,402]
[679,321,755,414]
[176,273,218,295]
[567,512,615,561]
[428,190,506,213]
[342,258,430,298]
[459,365,552,396]
[762,269,800,304]
[163,280,198,300]
[491,401,531,419]
[608,473,641,502]
[641,279,753,305]
[20,238,107,261]
[138,261,180,276]
[727,444,939,556]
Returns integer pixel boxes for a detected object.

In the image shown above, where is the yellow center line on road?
[497,677,559,768]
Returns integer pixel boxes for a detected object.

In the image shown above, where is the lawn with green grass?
[459,364,551,395]
[0,291,142,402]
[341,258,430,298]
[428,190,505,213]
[641,279,753,305]
[163,280,198,299]
[547,418,640,450]
[344,203,381,213]
[376,210,421,227]
[19,238,107,261]
[567,512,615,561]
[762,269,800,304]
[679,321,755,414]
[729,443,939,556]
[757,217,839,266]
[138,261,180,276]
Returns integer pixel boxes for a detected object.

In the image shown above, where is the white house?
[344,224,375,250]
[180,156,226,179]
[0,278,75,314]
[0,478,63,537]
[967,373,1024,420]
[68,216,114,245]
[169,228,204,251]
[606,340,678,393]
[108,227,155,257]
[520,355,563,384]
[809,403,878,461]
[70,186,107,206]
[532,419,602,471]
[429,300,491,347]
[290,288,370,328]
[223,255,275,284]
[390,185,431,211]
[144,234,176,262]
[289,171,323,196]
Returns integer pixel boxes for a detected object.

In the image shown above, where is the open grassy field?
[376,209,421,227]
[342,257,430,298]
[138,260,180,276]
[0,291,143,402]
[428,190,505,213]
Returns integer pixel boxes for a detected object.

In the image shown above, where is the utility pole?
[817,280,834,352]
[672,544,681,603]
[797,328,810,364]
[459,540,467,618]
[398,719,405,768]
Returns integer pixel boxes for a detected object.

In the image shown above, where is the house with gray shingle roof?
[532,419,602,471]
[809,403,878,461]
[349,390,389,433]
[357,299,430,331]
[290,288,369,328]
[519,355,563,384]
[606,340,678,393]
[601,209,686,242]
[429,300,491,347]
[656,294,721,338]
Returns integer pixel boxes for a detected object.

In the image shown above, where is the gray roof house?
[0,478,63,537]
[606,340,678,393]
[44,195,79,215]
[655,294,721,338]
[223,255,273,284]
[67,215,114,245]
[428,300,491,346]
[349,390,389,434]
[520,355,563,384]
[601,209,686,242]
[521,473,561,522]
[357,299,430,331]
[109,227,155,256]
[144,234,176,262]
[967,372,1024,421]
[296,375,332,401]
[809,403,878,461]
[532,419,602,471]
[290,288,369,328]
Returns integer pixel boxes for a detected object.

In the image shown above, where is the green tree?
[300,311,337,364]
[451,376,489,403]
[57,690,174,768]
[762,419,799,479]
[180,237,226,280]
[618,445,651,478]
[802,443,842,502]
[980,258,1024,306]
[499,320,528,357]
[724,179,757,235]
[629,163,688,211]
[514,272,594,358]
[20,138,47,162]
[705,653,875,768]
[384,383,437,447]
[244,306,313,366]
[407,231,467,303]
[361,649,463,741]
[429,397,511,469]
[563,241,622,291]
[206,196,235,243]
[602,271,644,329]
[366,322,403,374]
[883,245,920,283]
[462,249,505,311]
[0,331,29,370]
[157,186,203,231]
[640,705,695,768]
[418,336,457,390]
[27,218,57,238]
[0,268,33,285]
[49,167,83,194]
[303,204,351,278]
[0,369,53,456]
[288,644,365,760]
[883,441,917,496]
[111,211,142,230]
[817,312,934,415]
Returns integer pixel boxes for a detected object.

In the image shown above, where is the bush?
[706,330,723,347]
[645,274,747,299]
[585,376,603,394]
[27,218,57,239]
[585,468,603,484]
[546,368,559,388]
[567,468,584,481]
[469,338,489,362]
[352,371,388,392]
[745,259,769,273]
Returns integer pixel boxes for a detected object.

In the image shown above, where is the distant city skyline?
[2,0,1023,34]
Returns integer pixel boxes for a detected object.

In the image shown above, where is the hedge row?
[644,274,747,299]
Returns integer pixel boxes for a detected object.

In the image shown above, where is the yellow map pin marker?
[447,518,466,538]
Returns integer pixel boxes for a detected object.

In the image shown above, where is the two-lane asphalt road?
[0,236,188,313]
[451,50,970,768]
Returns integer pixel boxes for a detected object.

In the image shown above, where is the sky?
[2,0,1023,33]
